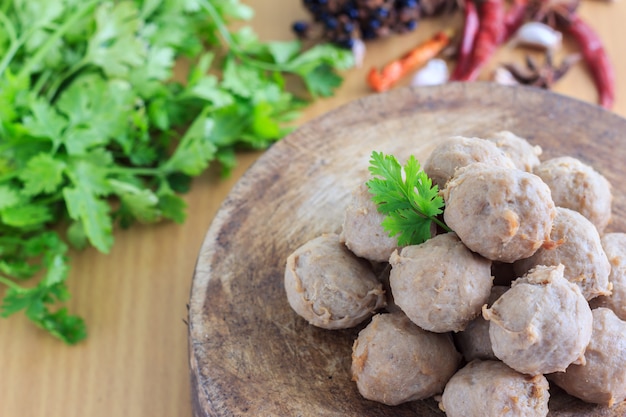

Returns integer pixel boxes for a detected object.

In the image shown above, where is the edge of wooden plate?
[188,82,626,417]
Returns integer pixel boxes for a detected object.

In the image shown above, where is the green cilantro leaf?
[85,2,146,77]
[161,114,217,176]
[299,64,343,98]
[18,153,66,196]
[215,0,254,20]
[1,203,53,228]
[21,98,68,147]
[0,231,86,344]
[109,179,161,226]
[66,221,88,251]
[366,151,450,246]
[0,185,20,209]
[266,40,301,65]
[63,185,114,253]
[157,188,187,224]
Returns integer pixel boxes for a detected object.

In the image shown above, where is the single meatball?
[424,136,516,189]
[454,286,508,362]
[284,234,386,329]
[440,360,550,417]
[550,308,626,407]
[590,233,626,320]
[514,207,612,301]
[442,163,556,263]
[340,183,398,263]
[485,130,542,172]
[533,156,612,232]
[351,313,461,405]
[389,233,493,332]
[483,264,593,375]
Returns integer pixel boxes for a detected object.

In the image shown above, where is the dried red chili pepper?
[560,15,615,109]
[367,30,453,92]
[450,0,479,81]
[503,0,529,41]
[454,0,505,82]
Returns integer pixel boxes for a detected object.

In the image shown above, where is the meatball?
[454,286,508,362]
[590,233,626,320]
[284,233,385,329]
[440,360,550,417]
[533,156,612,232]
[442,163,556,263]
[485,130,542,172]
[351,312,461,405]
[514,207,612,301]
[550,308,626,407]
[340,183,398,263]
[483,264,593,375]
[423,136,516,189]
[389,233,493,333]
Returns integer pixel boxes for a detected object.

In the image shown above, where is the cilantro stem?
[105,166,165,177]
[16,0,100,79]
[0,10,17,44]
[198,0,294,73]
[0,276,21,291]
[45,59,89,100]
[432,216,452,232]
[0,10,33,77]
[33,69,54,95]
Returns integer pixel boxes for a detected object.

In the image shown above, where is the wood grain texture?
[189,83,626,417]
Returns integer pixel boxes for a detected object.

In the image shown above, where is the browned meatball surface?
[351,313,461,405]
[284,234,385,329]
[340,183,399,263]
[483,264,593,375]
[514,207,612,301]
[590,233,626,319]
[550,308,626,407]
[389,233,493,333]
[533,156,612,232]
[440,360,550,417]
[442,163,556,263]
[454,286,508,362]
[423,136,515,189]
[486,130,542,172]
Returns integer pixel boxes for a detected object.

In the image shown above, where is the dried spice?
[450,0,479,80]
[367,30,452,91]
[500,52,580,89]
[559,15,615,109]
[453,0,506,81]
[295,0,456,48]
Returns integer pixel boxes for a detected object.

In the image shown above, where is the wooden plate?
[188,83,626,417]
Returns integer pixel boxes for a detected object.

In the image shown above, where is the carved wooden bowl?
[189,83,626,417]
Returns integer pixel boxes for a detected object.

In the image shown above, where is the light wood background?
[1,1,625,416]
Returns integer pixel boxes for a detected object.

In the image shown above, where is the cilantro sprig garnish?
[366,151,451,246]
[0,0,353,343]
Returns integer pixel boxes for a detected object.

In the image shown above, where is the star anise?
[501,52,581,89]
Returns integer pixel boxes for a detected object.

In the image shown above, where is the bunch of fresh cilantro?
[0,0,353,343]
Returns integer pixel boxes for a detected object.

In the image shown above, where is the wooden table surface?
[2,2,625,417]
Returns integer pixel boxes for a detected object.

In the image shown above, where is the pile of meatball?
[284,131,626,416]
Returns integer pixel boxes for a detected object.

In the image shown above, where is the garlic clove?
[351,38,366,68]
[513,22,563,51]
[410,58,449,87]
